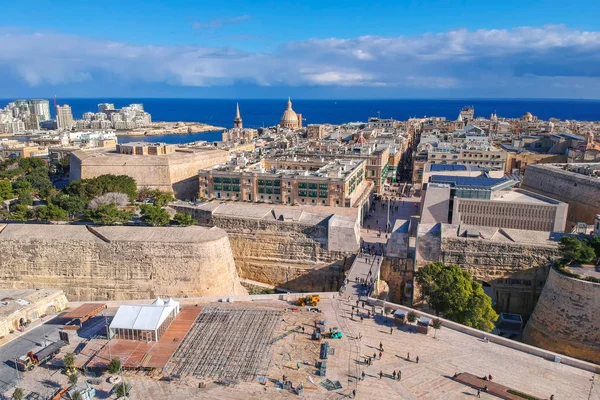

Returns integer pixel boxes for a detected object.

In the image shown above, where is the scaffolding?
[166,307,282,382]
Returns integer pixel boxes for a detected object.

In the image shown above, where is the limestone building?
[199,158,370,208]
[421,175,568,232]
[70,145,229,199]
[0,289,68,337]
[279,98,302,130]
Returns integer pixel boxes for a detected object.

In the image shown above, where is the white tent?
[109,298,180,341]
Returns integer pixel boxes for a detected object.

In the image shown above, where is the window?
[222,178,231,184]
[258,187,265,194]
[308,183,317,189]
[223,185,231,192]
[258,179,265,185]
[309,190,318,198]
[233,185,240,192]
[319,191,328,198]
[274,180,281,187]
[213,177,222,183]
[298,182,307,189]
[214,184,222,190]
[232,178,240,184]
[266,180,273,186]
[298,190,307,197]
[274,188,281,195]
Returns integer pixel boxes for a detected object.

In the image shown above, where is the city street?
[0,317,63,393]
[361,185,421,254]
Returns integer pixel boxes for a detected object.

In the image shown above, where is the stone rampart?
[523,267,600,364]
[0,224,246,301]
[171,202,360,292]
[522,164,600,226]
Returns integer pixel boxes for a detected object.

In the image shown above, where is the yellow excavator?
[296,294,320,307]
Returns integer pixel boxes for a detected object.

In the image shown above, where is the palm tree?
[432,318,442,338]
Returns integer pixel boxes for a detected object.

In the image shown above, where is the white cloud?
[0,25,599,95]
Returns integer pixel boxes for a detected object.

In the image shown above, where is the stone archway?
[45,305,57,316]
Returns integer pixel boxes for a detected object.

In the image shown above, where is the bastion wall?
[523,267,600,364]
[0,224,247,301]
[522,164,600,226]
[171,203,359,292]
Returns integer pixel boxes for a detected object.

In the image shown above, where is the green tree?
[24,168,53,197]
[12,179,32,195]
[36,204,69,221]
[407,311,417,323]
[57,194,88,218]
[16,190,34,206]
[12,387,24,400]
[63,352,75,369]
[115,382,131,397]
[590,237,600,260]
[432,318,442,338]
[415,262,498,332]
[154,192,175,207]
[87,203,133,225]
[0,179,13,201]
[67,175,137,202]
[174,213,195,226]
[559,236,595,264]
[10,204,30,221]
[108,358,121,374]
[140,204,170,226]
[68,373,78,386]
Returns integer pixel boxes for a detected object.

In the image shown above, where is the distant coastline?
[117,121,223,137]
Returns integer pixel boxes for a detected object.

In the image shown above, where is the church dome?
[280,97,299,128]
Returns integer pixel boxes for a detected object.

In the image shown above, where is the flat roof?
[60,303,106,320]
[429,164,467,172]
[430,175,515,190]
[492,190,559,205]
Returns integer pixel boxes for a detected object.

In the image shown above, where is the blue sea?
[2,98,600,144]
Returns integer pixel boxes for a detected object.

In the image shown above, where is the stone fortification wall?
[212,215,350,292]
[522,164,600,226]
[440,237,559,281]
[0,224,246,301]
[171,202,359,292]
[523,267,600,364]
[70,148,229,200]
[416,223,561,315]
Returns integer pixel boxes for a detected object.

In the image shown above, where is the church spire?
[287,97,292,110]
[234,102,243,129]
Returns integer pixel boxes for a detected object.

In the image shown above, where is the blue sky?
[1,0,600,98]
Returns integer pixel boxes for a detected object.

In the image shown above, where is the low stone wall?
[523,267,600,365]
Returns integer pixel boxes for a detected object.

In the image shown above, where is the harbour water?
[3,98,600,145]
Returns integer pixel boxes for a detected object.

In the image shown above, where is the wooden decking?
[454,372,544,400]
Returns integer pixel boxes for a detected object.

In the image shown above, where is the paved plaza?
[123,297,599,400]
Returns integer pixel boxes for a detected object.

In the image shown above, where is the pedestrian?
[297,362,301,370]
[373,352,377,360]
[416,356,419,364]
[356,300,359,307]
[352,389,356,398]
[302,326,305,333]
[488,374,492,381]
[360,316,364,322]
[283,375,286,383]
[379,370,383,379]
[361,371,365,380]
[398,370,401,381]
[379,351,382,359]
[550,395,554,400]
[407,352,410,361]
[379,341,383,350]
[477,389,481,398]
[390,327,393,335]
[393,371,396,379]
